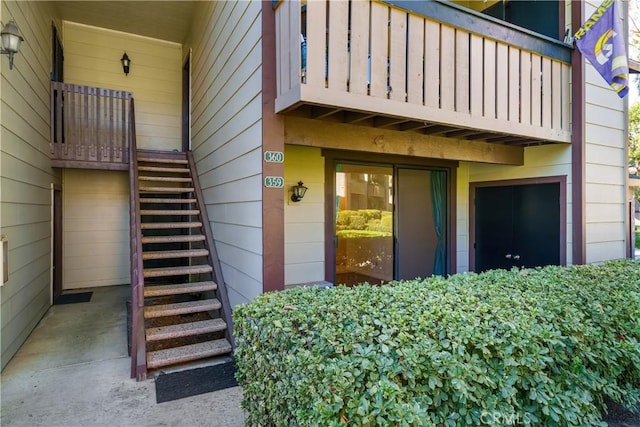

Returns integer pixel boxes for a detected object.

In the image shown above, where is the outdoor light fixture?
[291,181,308,202]
[121,52,131,76]
[0,19,24,70]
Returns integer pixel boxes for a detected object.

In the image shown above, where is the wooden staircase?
[133,150,233,373]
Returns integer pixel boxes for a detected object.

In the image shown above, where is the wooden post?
[571,0,585,265]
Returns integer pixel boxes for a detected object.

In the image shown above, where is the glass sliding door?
[335,163,393,286]
[333,162,449,286]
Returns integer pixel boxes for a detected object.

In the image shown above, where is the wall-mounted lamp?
[1,19,24,70]
[121,52,131,76]
[291,181,308,202]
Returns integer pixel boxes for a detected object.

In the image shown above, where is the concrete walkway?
[1,285,246,427]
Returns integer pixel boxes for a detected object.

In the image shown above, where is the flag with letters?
[574,0,628,97]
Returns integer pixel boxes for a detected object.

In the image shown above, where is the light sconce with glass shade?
[291,181,308,202]
[1,19,24,70]
[121,52,131,76]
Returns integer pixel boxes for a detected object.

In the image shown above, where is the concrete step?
[143,249,209,260]
[147,339,232,369]
[146,318,227,342]
[139,198,197,204]
[143,264,213,278]
[144,298,221,318]
[138,166,190,174]
[140,221,202,229]
[144,281,218,297]
[141,234,205,244]
[139,176,193,183]
[140,209,200,216]
[139,186,195,193]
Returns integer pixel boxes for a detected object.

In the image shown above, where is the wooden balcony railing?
[275,0,573,145]
[50,82,132,169]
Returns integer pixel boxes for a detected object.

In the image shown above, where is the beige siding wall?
[581,0,628,263]
[62,21,182,151]
[0,1,59,370]
[62,170,129,289]
[185,1,263,307]
[584,62,627,263]
[464,144,574,266]
[284,146,325,285]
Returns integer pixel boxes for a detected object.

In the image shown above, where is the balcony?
[274,0,572,146]
[50,82,133,170]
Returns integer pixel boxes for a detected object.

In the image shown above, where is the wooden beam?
[343,111,377,123]
[464,133,495,140]
[571,0,585,265]
[51,160,129,170]
[285,117,524,165]
[444,129,480,138]
[373,116,409,128]
[422,125,457,135]
[399,121,430,131]
[311,106,342,119]
[483,135,524,143]
[262,2,285,292]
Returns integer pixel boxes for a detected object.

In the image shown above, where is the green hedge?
[234,261,640,426]
[336,209,392,234]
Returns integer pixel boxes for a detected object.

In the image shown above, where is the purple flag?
[574,0,629,98]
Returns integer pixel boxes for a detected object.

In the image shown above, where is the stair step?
[144,298,221,318]
[139,197,197,204]
[139,186,195,193]
[141,221,202,229]
[140,209,200,216]
[146,318,227,342]
[143,249,209,260]
[144,264,213,278]
[147,339,232,369]
[144,281,218,297]
[138,157,188,164]
[141,234,205,244]
[138,166,190,173]
[139,176,193,183]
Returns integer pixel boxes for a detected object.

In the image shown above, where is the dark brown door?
[52,24,63,82]
[52,24,64,143]
[475,182,561,272]
[182,53,190,152]
[53,189,63,299]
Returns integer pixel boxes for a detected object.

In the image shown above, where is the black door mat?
[155,360,238,403]
[54,292,93,305]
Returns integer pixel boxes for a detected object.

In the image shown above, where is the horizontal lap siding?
[186,1,263,307]
[62,170,129,289]
[284,146,325,286]
[1,1,58,370]
[63,21,182,151]
[583,1,627,264]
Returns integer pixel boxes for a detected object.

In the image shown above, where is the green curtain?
[431,170,446,276]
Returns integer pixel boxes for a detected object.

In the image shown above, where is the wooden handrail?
[187,152,235,348]
[127,99,147,379]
